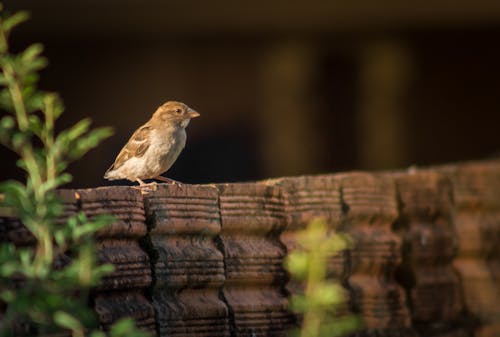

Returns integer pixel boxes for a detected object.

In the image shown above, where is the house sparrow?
[104,101,200,191]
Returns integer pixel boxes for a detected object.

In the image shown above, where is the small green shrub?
[285,218,360,337]
[0,4,150,337]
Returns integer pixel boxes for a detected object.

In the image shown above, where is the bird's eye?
[175,108,182,114]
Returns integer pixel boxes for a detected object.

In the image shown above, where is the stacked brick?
[273,175,345,277]
[74,186,155,332]
[217,182,292,336]
[395,172,463,337]
[269,175,346,319]
[341,173,413,336]
[0,189,78,248]
[442,161,500,337]
[0,187,155,333]
[1,159,500,337]
[143,184,229,337]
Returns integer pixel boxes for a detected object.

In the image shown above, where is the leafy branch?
[0,4,149,337]
[285,219,360,337]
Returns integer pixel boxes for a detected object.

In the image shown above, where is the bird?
[104,101,200,192]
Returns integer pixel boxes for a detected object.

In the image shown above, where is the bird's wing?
[106,124,152,173]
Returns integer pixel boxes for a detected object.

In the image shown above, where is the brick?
[2,159,500,336]
[218,182,292,337]
[144,183,229,337]
[442,161,500,337]
[94,291,155,332]
[270,175,345,283]
[341,172,411,332]
[74,186,153,331]
[395,171,463,336]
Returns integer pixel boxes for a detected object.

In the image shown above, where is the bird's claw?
[132,182,158,195]
[171,181,183,188]
[154,176,183,188]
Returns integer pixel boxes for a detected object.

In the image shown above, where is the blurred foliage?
[285,218,360,337]
[0,4,150,336]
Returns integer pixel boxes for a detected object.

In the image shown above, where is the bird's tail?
[103,165,117,180]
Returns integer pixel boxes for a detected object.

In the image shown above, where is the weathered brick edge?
[1,159,499,337]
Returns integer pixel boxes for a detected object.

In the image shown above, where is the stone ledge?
[1,159,499,337]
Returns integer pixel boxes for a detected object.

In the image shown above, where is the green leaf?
[53,99,64,119]
[24,90,46,113]
[318,316,361,337]
[109,318,151,337]
[92,263,115,279]
[1,289,15,302]
[0,115,15,129]
[290,295,307,312]
[66,214,79,230]
[54,119,92,157]
[310,283,345,307]
[42,92,65,120]
[286,252,308,279]
[21,43,43,63]
[0,242,15,258]
[325,234,349,252]
[53,310,83,331]
[12,132,28,149]
[16,158,27,170]
[0,261,19,277]
[2,11,30,32]
[65,118,91,141]
[0,88,14,111]
[19,248,33,267]
[93,213,115,224]
[0,180,28,209]
[28,114,42,135]
[41,172,72,193]
[56,161,68,174]
[68,126,114,160]
[25,57,48,75]
[90,331,106,337]
[24,72,40,87]
[54,229,67,248]
[73,221,109,241]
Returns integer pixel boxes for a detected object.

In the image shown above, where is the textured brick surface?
[218,182,292,337]
[441,161,500,337]
[270,175,345,290]
[144,184,229,337]
[341,173,412,333]
[74,186,155,332]
[2,160,500,336]
[395,171,463,336]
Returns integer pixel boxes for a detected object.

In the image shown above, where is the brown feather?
[105,124,152,173]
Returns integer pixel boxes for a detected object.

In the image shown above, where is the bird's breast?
[150,128,186,172]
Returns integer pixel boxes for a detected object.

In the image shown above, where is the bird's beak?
[188,110,200,119]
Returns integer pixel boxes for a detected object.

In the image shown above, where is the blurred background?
[2,0,500,187]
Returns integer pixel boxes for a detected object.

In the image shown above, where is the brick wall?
[1,159,499,337]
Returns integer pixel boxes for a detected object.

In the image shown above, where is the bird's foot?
[132,180,158,195]
[154,176,183,187]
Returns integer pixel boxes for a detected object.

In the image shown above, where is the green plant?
[285,218,360,337]
[0,5,150,337]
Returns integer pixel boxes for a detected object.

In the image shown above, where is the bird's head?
[152,101,200,128]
